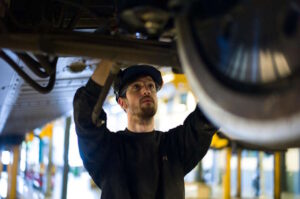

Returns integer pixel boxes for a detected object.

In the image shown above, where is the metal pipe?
[54,0,101,20]
[257,152,264,197]
[65,6,82,29]
[62,116,71,199]
[16,52,49,78]
[236,149,242,198]
[0,15,57,90]
[6,160,11,198]
[0,32,180,68]
[0,50,56,93]
[34,54,56,75]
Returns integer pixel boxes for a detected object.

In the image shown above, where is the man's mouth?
[141,97,154,104]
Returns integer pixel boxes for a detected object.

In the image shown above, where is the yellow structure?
[7,145,20,199]
[211,133,229,149]
[25,131,35,142]
[223,147,232,199]
[39,123,54,138]
[274,152,281,199]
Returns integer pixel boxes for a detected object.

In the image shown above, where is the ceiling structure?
[0,56,93,138]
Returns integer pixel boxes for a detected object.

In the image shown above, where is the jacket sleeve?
[166,106,217,175]
[73,78,116,187]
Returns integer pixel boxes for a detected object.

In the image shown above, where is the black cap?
[113,65,163,100]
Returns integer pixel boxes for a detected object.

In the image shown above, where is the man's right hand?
[91,60,114,86]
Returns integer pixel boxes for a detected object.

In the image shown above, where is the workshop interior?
[0,0,299,198]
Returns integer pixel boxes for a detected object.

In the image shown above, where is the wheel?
[176,0,300,148]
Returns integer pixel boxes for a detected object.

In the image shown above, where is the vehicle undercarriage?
[0,0,299,149]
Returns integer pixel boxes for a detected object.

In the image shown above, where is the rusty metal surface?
[0,32,180,68]
[0,31,179,136]
[0,32,180,133]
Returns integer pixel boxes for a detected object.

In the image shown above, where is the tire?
[175,0,300,148]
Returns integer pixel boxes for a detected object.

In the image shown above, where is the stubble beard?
[139,105,157,119]
[135,98,157,120]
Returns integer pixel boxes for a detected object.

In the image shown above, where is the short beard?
[139,106,157,120]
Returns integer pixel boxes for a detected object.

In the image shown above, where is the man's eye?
[133,84,141,90]
[148,84,155,90]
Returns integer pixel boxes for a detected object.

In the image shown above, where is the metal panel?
[0,57,93,136]
[0,57,22,134]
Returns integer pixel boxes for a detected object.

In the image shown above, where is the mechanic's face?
[118,76,158,119]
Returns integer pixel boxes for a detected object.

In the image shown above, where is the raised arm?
[74,60,114,133]
[73,60,116,187]
[166,106,217,175]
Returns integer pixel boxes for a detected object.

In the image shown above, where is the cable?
[0,50,56,93]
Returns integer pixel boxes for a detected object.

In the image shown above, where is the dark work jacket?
[73,79,217,199]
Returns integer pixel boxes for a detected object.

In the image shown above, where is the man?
[73,60,217,199]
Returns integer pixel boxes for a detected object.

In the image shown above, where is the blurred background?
[0,71,299,199]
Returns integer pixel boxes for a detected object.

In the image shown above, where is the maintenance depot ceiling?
[0,53,95,136]
[0,54,179,137]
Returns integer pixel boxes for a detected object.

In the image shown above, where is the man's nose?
[141,85,151,95]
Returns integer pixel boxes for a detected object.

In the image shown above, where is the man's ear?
[118,97,127,111]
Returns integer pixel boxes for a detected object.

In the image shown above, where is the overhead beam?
[0,32,180,68]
